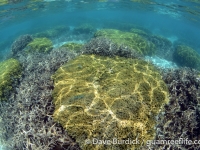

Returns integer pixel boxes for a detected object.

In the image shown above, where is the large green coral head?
[52,54,169,150]
[26,37,53,53]
[173,45,200,70]
[0,58,22,101]
[94,29,156,56]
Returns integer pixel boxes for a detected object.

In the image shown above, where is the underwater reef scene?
[0,0,200,150]
[0,24,200,150]
[52,54,169,150]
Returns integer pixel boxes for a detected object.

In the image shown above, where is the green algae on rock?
[0,0,8,6]
[0,58,22,101]
[173,45,200,70]
[52,54,169,150]
[94,29,156,56]
[26,37,53,53]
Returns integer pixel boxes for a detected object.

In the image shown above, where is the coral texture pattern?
[94,29,155,55]
[0,58,21,101]
[173,45,200,70]
[26,37,53,53]
[52,54,169,150]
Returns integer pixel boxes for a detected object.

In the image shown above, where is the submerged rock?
[26,37,53,53]
[0,58,21,101]
[173,45,200,70]
[83,37,141,58]
[11,34,33,57]
[94,29,156,56]
[52,54,169,150]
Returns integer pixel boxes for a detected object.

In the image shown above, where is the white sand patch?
[167,36,178,43]
[145,56,178,69]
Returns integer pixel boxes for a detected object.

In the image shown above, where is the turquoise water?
[0,0,200,150]
[0,0,200,56]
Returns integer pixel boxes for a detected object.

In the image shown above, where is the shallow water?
[0,1,200,54]
[0,0,200,150]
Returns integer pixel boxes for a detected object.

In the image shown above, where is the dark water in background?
[0,0,200,60]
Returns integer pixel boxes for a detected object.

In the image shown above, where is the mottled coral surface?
[94,29,155,55]
[0,58,21,101]
[173,45,200,70]
[52,54,169,150]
